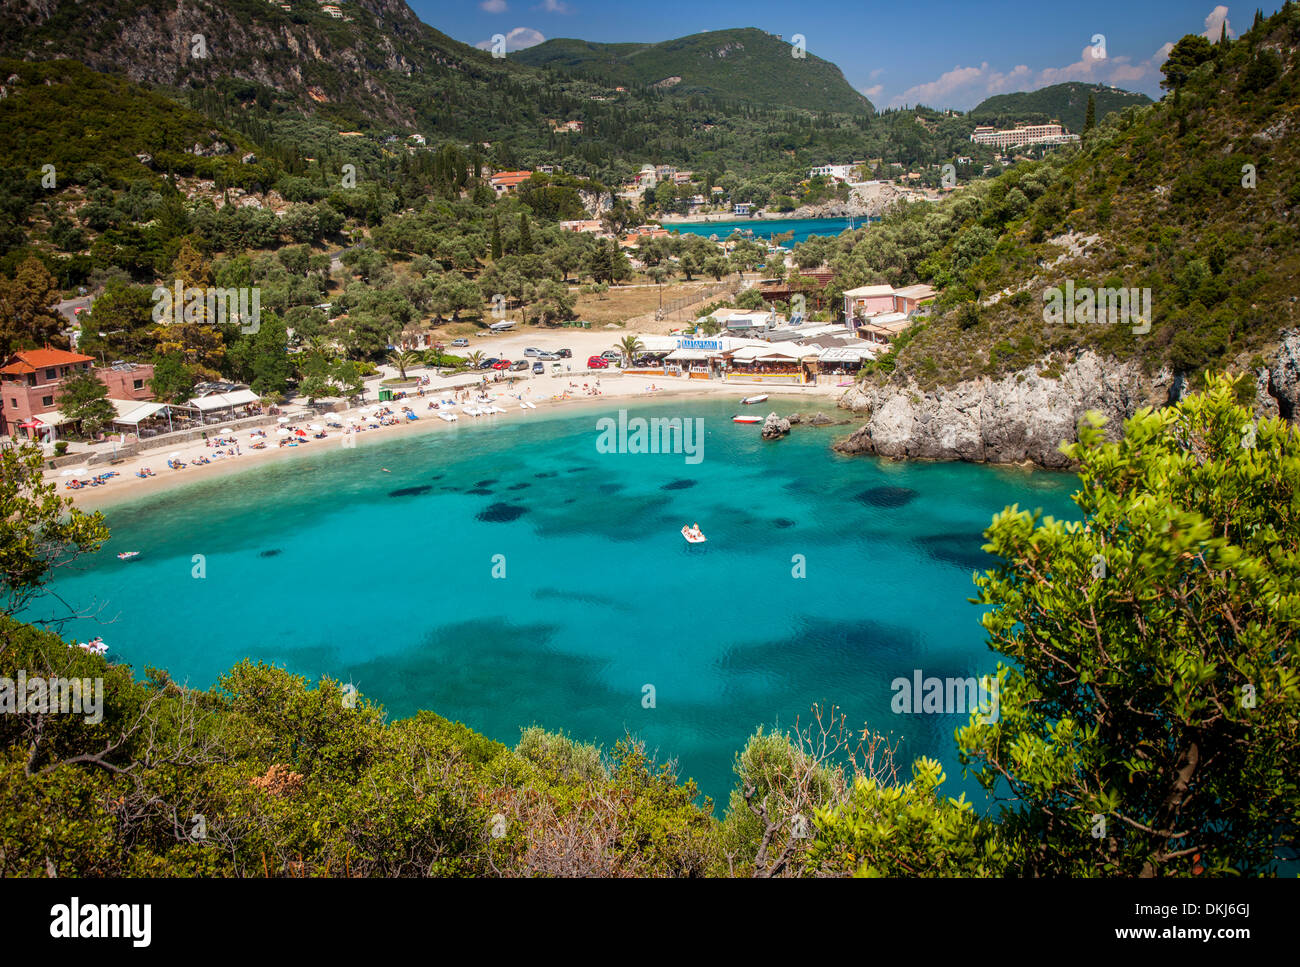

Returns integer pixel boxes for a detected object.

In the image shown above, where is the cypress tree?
[490,212,503,261]
[1084,94,1096,132]
[518,212,533,256]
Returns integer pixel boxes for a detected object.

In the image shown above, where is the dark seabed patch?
[661,479,697,491]
[772,518,796,529]
[465,487,494,496]
[566,466,590,473]
[564,498,577,504]
[389,485,433,498]
[476,479,498,487]
[429,474,444,480]
[857,486,919,508]
[258,549,282,558]
[916,533,993,572]
[507,482,530,491]
[598,483,624,494]
[477,502,528,523]
[534,471,558,479]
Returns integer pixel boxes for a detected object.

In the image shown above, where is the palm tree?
[697,317,722,336]
[386,349,420,380]
[466,350,485,371]
[616,334,644,368]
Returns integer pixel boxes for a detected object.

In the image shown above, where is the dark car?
[587,355,609,369]
[477,358,497,369]
[532,361,545,374]
[557,348,572,358]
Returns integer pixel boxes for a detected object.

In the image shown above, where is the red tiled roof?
[489,170,532,186]
[0,347,95,375]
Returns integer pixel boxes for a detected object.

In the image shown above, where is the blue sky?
[410,1,1282,110]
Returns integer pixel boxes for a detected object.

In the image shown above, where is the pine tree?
[1084,94,1096,132]
[490,213,503,261]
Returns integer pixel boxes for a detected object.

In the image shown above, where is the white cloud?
[535,0,573,12]
[1203,5,1235,40]
[869,68,885,80]
[480,0,507,12]
[862,84,884,99]
[475,26,546,52]
[885,5,1237,110]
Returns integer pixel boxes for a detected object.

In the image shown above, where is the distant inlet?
[663,216,876,248]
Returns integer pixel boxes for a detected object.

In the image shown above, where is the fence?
[654,274,746,322]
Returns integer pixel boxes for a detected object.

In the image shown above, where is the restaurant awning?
[111,401,170,425]
[187,389,261,412]
[665,349,711,361]
[31,409,75,426]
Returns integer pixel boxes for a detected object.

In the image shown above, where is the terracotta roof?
[489,170,532,186]
[0,347,95,375]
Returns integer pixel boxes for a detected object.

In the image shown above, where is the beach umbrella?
[308,423,323,431]
[276,428,290,437]
[295,429,307,437]
[60,468,77,476]
[276,416,290,424]
[168,452,181,460]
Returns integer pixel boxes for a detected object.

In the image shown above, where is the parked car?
[451,338,469,347]
[557,348,572,358]
[551,362,563,373]
[537,351,560,361]
[532,361,545,374]
[478,358,498,369]
[600,350,621,360]
[523,347,542,357]
[491,359,511,371]
[510,360,530,372]
[587,356,609,369]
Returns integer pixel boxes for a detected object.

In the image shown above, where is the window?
[133,379,143,390]
[45,369,57,380]
[42,395,54,407]
[10,399,16,408]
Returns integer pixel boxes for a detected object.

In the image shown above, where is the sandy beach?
[55,364,845,510]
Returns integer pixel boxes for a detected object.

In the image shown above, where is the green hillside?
[817,11,1300,390]
[514,28,874,114]
[971,82,1153,133]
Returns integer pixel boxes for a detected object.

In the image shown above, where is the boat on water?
[116,551,141,561]
[733,415,763,424]
[741,394,768,405]
[681,524,707,544]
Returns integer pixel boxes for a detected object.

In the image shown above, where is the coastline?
[61,379,839,511]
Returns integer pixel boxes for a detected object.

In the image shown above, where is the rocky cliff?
[834,332,1300,469]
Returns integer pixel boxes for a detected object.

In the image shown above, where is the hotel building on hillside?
[0,348,155,442]
[969,122,1080,149]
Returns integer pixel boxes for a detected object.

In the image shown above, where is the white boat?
[741,394,768,405]
[681,525,707,544]
[437,411,458,422]
[524,401,537,409]
[733,415,763,424]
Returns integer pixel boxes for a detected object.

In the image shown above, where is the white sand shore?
[55,370,845,510]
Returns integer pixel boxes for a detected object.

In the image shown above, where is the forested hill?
[970,82,1153,134]
[809,8,1300,389]
[512,28,874,114]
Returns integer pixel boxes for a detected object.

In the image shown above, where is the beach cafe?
[724,345,818,385]
[185,388,263,424]
[110,399,200,440]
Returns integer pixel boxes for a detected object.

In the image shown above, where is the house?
[407,134,426,146]
[842,284,895,327]
[672,171,694,185]
[559,219,604,234]
[0,348,154,442]
[488,170,532,195]
[892,283,937,315]
[732,203,752,216]
[321,4,343,18]
[856,311,913,345]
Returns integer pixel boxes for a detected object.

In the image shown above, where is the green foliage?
[971,82,1151,134]
[963,375,1300,875]
[0,444,108,615]
[56,370,115,438]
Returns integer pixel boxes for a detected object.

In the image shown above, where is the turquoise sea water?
[663,216,875,248]
[40,397,1078,808]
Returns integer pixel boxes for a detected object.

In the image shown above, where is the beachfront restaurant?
[724,346,817,385]
[110,399,198,440]
[857,311,912,346]
[815,345,879,381]
[185,388,262,424]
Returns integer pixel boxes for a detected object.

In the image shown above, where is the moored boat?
[741,394,768,405]
[733,415,763,424]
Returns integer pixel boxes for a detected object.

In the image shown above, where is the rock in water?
[761,412,791,440]
[808,412,834,425]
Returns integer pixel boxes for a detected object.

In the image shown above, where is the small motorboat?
[117,551,141,561]
[437,411,458,422]
[733,415,763,424]
[741,394,769,405]
[681,525,707,544]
